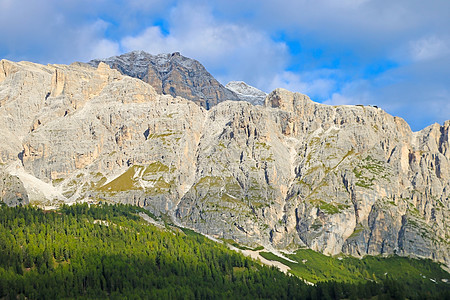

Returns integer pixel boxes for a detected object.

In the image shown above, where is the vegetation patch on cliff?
[97,165,142,192]
[260,248,449,298]
[353,154,390,188]
[310,199,350,214]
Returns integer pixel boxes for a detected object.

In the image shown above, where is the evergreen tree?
[0,204,448,299]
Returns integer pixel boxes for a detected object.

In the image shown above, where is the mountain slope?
[225,81,267,106]
[89,51,241,109]
[0,57,449,268]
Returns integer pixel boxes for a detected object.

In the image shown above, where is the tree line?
[0,203,448,299]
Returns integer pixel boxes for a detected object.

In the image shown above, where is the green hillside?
[260,249,449,293]
[0,203,448,299]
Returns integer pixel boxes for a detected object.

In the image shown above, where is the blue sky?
[1,0,449,131]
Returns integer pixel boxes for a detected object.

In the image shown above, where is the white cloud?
[0,0,173,63]
[127,0,176,11]
[409,36,449,61]
[99,1,450,130]
[268,71,336,98]
[56,19,120,63]
[320,61,450,131]
[324,93,356,106]
[90,39,121,60]
[0,0,448,131]
[122,26,173,54]
[121,3,288,89]
[215,0,450,63]
[323,79,373,106]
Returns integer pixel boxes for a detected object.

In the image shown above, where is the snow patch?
[225,81,267,106]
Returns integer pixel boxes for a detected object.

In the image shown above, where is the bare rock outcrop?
[89,51,241,109]
[0,168,29,206]
[0,58,448,267]
[225,81,267,106]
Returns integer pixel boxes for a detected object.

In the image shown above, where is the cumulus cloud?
[121,3,288,88]
[268,70,336,99]
[0,0,171,63]
[89,39,121,61]
[215,0,450,63]
[127,0,176,11]
[324,83,371,106]
[322,59,450,131]
[409,36,449,61]
[0,0,448,130]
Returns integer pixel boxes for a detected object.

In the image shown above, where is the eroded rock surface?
[0,58,448,267]
[89,51,241,109]
[0,168,29,206]
[225,81,267,106]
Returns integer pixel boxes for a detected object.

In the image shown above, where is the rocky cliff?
[0,57,448,267]
[225,81,267,106]
[89,51,242,109]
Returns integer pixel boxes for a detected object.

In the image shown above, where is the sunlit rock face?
[0,57,448,267]
[225,81,267,106]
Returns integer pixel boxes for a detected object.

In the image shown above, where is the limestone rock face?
[0,59,448,267]
[0,168,29,206]
[89,51,241,109]
[225,81,267,106]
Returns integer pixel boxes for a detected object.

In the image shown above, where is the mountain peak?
[225,81,267,106]
[89,51,241,109]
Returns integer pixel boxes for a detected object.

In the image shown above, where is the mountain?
[0,57,449,268]
[89,51,242,109]
[225,81,267,106]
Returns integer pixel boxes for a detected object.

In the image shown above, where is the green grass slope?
[260,248,449,298]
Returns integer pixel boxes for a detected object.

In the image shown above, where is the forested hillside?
[0,203,448,299]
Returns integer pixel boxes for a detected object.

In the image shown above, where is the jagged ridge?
[0,57,449,268]
[89,51,242,109]
[225,81,267,106]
